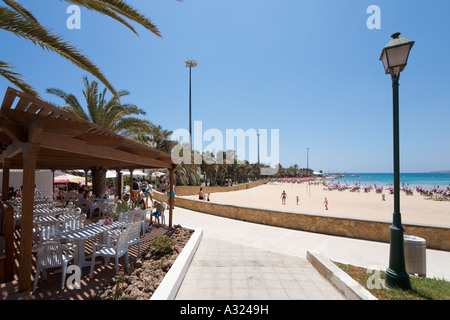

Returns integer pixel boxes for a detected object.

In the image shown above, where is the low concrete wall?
[172,179,270,196]
[154,192,450,251]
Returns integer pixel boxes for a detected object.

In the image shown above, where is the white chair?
[63,218,82,231]
[39,225,62,244]
[78,213,87,223]
[160,202,167,226]
[126,222,142,257]
[131,209,150,236]
[107,210,134,241]
[87,201,99,218]
[90,228,130,277]
[118,211,134,223]
[67,207,82,219]
[32,243,73,292]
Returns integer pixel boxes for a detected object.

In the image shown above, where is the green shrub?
[150,235,175,255]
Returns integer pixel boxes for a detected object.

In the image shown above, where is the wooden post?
[116,169,122,199]
[51,169,55,200]
[84,169,89,188]
[3,202,14,282]
[18,143,39,292]
[18,120,42,293]
[129,169,134,208]
[169,168,174,228]
[2,159,10,201]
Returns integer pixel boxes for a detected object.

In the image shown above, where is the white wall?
[0,170,53,199]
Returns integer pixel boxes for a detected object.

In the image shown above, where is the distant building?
[0,170,53,199]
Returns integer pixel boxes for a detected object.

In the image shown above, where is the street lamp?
[185,59,198,150]
[380,32,415,290]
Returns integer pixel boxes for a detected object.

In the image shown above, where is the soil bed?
[92,224,193,300]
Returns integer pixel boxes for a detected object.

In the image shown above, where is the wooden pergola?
[0,87,177,293]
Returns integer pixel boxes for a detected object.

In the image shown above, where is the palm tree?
[0,0,175,97]
[47,76,154,196]
[137,125,177,154]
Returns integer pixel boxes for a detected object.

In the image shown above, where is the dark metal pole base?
[385,222,411,290]
[385,268,411,290]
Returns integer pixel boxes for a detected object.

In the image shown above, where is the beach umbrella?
[122,170,146,176]
[106,170,117,178]
[54,174,85,184]
[151,171,166,178]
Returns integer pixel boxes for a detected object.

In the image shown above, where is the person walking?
[280,190,287,205]
[324,197,328,210]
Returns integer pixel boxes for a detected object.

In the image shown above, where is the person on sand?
[199,188,204,200]
[324,197,328,210]
[280,190,287,205]
[206,192,210,202]
[296,195,300,205]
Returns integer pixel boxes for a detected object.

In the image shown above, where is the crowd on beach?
[322,181,450,201]
[273,178,450,203]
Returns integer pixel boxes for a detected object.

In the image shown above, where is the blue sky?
[1,0,449,173]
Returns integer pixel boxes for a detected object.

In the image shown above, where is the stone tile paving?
[175,237,345,300]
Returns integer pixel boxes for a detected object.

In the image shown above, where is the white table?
[52,221,126,268]
[34,214,71,224]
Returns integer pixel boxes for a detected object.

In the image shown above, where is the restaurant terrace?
[0,87,176,294]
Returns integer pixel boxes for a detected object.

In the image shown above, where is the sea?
[326,173,450,189]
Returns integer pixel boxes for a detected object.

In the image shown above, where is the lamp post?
[306,147,309,176]
[379,32,415,290]
[185,59,198,150]
[307,147,310,197]
[257,133,261,164]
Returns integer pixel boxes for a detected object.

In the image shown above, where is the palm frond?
[61,0,162,37]
[3,0,40,24]
[45,87,89,119]
[112,117,153,137]
[0,6,119,98]
[0,60,39,96]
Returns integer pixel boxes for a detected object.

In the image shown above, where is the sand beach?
[184,181,450,228]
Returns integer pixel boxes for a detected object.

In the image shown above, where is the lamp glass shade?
[380,35,414,75]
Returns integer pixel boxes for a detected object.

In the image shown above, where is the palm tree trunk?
[90,167,107,197]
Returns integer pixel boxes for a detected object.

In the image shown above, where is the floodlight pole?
[186,60,197,151]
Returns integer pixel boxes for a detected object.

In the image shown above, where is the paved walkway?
[171,207,450,300]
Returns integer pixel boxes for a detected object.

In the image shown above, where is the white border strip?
[150,228,203,300]
[307,250,378,300]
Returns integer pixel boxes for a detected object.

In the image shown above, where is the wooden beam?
[0,132,12,145]
[0,118,27,143]
[74,132,123,148]
[7,87,80,122]
[0,141,23,161]
[40,133,172,168]
[0,89,16,110]
[2,108,90,138]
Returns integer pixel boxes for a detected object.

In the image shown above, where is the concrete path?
[171,207,450,300]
